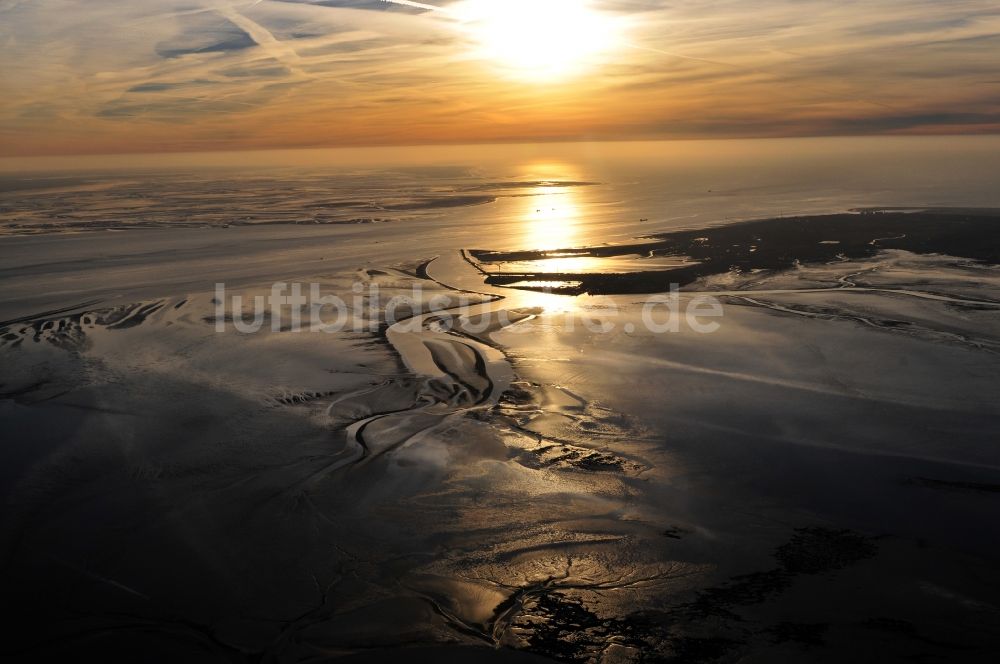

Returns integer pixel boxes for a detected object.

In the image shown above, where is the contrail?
[626,42,904,113]
[304,1,904,113]
[217,3,307,78]
[379,0,447,12]
[625,42,753,70]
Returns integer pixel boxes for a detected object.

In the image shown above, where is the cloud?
[0,0,998,155]
[155,11,259,59]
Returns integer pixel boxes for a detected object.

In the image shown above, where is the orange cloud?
[1,0,999,156]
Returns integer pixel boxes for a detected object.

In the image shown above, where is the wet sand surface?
[3,147,1000,662]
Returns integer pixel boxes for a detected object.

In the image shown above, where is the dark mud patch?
[471,209,1000,295]
[680,528,877,620]
[662,526,690,540]
[268,389,342,407]
[490,528,878,662]
[516,592,659,661]
[1,300,169,350]
[774,527,878,574]
[682,569,793,621]
[513,593,746,664]
[507,438,632,473]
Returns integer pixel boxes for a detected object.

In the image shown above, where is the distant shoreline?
[471,209,1000,295]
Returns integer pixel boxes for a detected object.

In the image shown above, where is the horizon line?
[3,131,1000,167]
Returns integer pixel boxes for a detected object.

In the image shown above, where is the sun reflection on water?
[524,188,580,250]
[518,174,603,274]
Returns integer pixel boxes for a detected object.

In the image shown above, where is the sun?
[453,0,620,81]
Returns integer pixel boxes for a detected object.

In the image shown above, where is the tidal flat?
[2,139,1000,662]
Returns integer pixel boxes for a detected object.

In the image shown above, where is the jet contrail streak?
[379,0,446,12]
[626,43,903,113]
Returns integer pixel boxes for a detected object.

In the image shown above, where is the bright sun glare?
[454,0,620,81]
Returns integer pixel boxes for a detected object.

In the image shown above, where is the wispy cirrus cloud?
[0,0,998,155]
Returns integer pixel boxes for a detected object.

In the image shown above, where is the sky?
[1,0,999,156]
